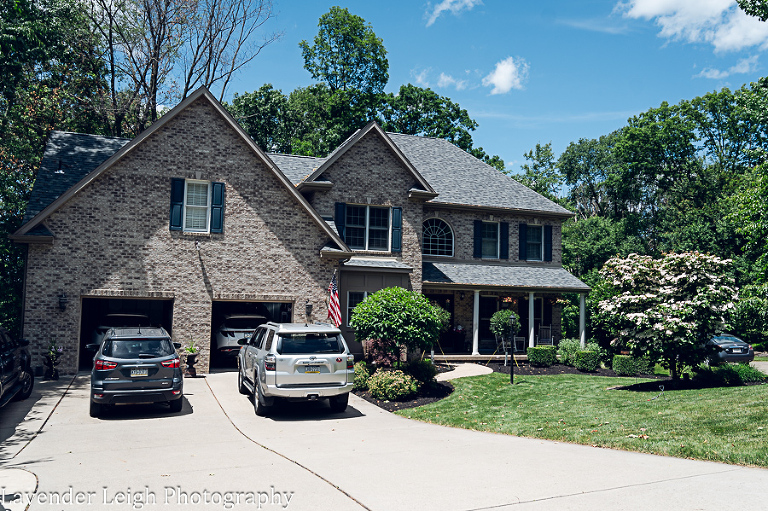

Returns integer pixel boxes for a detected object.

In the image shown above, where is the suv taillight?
[162,358,180,368]
[265,355,276,371]
[95,360,118,370]
[347,355,354,369]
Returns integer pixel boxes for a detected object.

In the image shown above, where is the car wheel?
[329,393,349,413]
[169,397,183,413]
[89,399,102,418]
[237,367,248,395]
[254,381,271,417]
[14,367,34,401]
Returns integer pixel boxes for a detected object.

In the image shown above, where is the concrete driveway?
[1,371,767,511]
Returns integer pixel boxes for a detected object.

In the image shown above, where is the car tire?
[238,368,248,395]
[89,399,102,418]
[14,366,34,401]
[254,381,271,417]
[169,397,183,413]
[329,393,349,413]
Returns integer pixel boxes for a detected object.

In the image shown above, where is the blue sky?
[226,0,768,171]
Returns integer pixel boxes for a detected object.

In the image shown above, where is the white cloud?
[425,0,483,27]
[437,72,468,91]
[482,57,529,94]
[695,55,759,79]
[617,0,768,52]
[413,68,431,87]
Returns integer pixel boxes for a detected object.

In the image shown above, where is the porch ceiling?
[422,261,590,293]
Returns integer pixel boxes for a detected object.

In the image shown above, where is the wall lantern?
[58,292,69,311]
[305,300,313,324]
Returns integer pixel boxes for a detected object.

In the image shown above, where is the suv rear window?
[277,333,344,355]
[104,338,175,359]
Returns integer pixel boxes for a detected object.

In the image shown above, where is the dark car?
[708,334,755,364]
[0,327,34,409]
[88,327,183,417]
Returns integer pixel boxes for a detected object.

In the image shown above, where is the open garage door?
[79,298,174,370]
[210,301,292,367]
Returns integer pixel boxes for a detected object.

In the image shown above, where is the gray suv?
[88,327,183,417]
[237,322,354,415]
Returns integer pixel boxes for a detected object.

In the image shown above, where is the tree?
[509,142,563,201]
[489,309,521,344]
[299,6,388,93]
[227,84,292,153]
[597,253,737,379]
[738,0,768,21]
[349,287,449,356]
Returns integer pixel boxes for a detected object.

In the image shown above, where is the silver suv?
[237,322,354,415]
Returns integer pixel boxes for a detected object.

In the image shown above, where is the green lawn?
[397,373,768,467]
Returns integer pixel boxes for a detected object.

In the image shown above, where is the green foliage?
[227,84,292,153]
[351,287,449,353]
[557,338,581,366]
[574,350,601,372]
[729,285,768,349]
[367,369,417,401]
[489,309,520,342]
[353,361,371,390]
[612,354,652,376]
[694,363,767,387]
[404,359,438,385]
[527,346,557,367]
[300,6,388,93]
[598,252,737,379]
[738,0,768,22]
[509,142,564,202]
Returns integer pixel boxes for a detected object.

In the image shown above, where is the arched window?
[423,218,454,256]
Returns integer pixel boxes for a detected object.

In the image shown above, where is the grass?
[754,356,768,362]
[397,373,768,467]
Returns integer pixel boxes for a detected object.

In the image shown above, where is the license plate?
[130,368,149,377]
[304,365,320,374]
[730,348,742,353]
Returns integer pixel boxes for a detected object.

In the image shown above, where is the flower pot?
[43,356,60,380]
[185,353,198,378]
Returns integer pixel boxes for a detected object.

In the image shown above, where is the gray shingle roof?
[23,131,130,224]
[388,133,573,215]
[423,261,590,292]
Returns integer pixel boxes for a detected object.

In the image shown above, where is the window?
[423,218,454,256]
[526,225,543,261]
[345,205,390,251]
[169,178,225,233]
[481,222,499,259]
[347,291,368,326]
[184,180,210,232]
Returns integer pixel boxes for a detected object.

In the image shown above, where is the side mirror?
[85,343,100,351]
[237,338,248,346]
[173,342,182,350]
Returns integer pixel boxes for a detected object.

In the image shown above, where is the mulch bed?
[353,380,453,412]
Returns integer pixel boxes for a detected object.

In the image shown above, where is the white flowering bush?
[597,252,737,379]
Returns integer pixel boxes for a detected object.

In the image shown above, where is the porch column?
[472,290,480,355]
[528,291,535,348]
[579,292,586,348]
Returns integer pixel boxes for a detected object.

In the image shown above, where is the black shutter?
[544,225,552,262]
[391,207,402,252]
[169,178,184,231]
[335,202,346,240]
[519,223,527,261]
[210,182,225,233]
[473,220,482,258]
[500,222,509,259]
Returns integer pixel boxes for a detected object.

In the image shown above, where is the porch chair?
[538,326,553,346]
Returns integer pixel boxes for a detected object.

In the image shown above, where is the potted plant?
[184,341,200,378]
[43,340,64,380]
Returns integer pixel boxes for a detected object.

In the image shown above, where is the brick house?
[11,87,589,374]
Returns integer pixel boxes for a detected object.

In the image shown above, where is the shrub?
[574,350,601,372]
[404,359,437,385]
[527,346,557,367]
[367,369,417,401]
[363,338,399,368]
[557,338,581,366]
[613,354,653,376]
[731,363,767,384]
[353,361,371,390]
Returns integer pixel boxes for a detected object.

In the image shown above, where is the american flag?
[327,273,341,327]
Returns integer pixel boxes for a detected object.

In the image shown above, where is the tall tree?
[738,0,768,21]
[228,84,292,153]
[509,142,563,201]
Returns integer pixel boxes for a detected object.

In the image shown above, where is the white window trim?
[347,205,391,252]
[527,225,544,262]
[182,179,211,233]
[422,217,454,257]
[347,291,369,326]
[481,221,500,259]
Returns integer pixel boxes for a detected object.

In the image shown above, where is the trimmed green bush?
[731,363,767,384]
[527,346,557,367]
[612,354,652,376]
[694,363,766,386]
[404,359,437,385]
[368,369,417,401]
[353,361,371,390]
[557,338,581,366]
[575,349,601,372]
